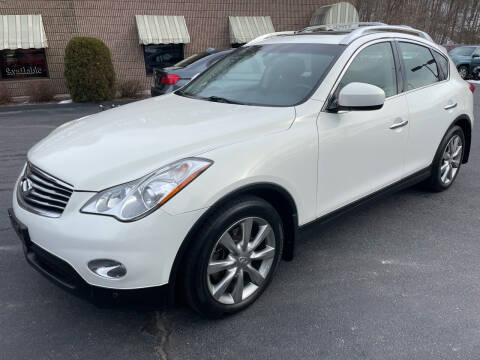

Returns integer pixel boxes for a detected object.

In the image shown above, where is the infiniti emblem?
[21,177,33,195]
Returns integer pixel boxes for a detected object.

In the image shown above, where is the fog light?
[88,259,126,279]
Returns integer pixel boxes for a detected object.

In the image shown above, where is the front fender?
[161,114,319,226]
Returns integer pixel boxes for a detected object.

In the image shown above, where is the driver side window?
[338,42,398,98]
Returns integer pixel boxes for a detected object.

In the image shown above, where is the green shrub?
[64,37,116,102]
[26,81,55,103]
[0,84,12,105]
[118,79,142,98]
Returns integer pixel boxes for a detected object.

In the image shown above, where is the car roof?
[250,23,439,50]
[252,27,446,56]
[254,34,348,45]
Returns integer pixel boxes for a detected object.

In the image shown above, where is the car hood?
[28,94,295,191]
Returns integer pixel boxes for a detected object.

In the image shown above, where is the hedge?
[64,37,116,102]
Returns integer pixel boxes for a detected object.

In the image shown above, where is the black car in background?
[151,49,233,96]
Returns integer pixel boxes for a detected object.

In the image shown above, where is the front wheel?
[424,125,465,192]
[182,196,283,317]
[458,65,469,79]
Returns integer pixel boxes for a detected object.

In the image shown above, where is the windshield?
[177,43,344,107]
[449,46,476,56]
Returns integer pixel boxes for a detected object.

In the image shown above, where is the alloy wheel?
[440,134,463,185]
[206,217,276,305]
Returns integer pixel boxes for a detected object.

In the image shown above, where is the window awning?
[135,15,190,45]
[0,15,48,50]
[229,16,275,44]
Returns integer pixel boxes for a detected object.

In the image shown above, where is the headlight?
[80,158,212,221]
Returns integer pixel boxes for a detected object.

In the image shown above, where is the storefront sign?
[0,49,49,80]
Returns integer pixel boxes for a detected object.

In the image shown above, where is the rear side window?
[338,42,398,98]
[174,53,211,68]
[433,51,449,80]
[399,42,440,90]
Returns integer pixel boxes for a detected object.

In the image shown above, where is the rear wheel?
[458,65,469,79]
[182,196,283,317]
[473,66,480,80]
[424,125,465,192]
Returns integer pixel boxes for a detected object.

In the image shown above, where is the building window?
[0,49,49,80]
[143,44,184,75]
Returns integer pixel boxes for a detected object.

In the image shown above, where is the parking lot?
[1,97,479,360]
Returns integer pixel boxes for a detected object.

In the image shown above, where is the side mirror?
[337,82,386,111]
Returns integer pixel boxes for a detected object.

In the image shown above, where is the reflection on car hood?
[28,94,295,191]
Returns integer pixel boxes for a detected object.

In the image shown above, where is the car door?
[316,41,409,217]
[397,41,456,175]
[470,47,480,75]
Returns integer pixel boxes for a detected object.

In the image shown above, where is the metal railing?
[296,22,433,44]
[340,24,433,44]
[246,23,434,47]
[297,22,387,33]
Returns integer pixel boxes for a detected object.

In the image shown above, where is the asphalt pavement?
[1,98,480,360]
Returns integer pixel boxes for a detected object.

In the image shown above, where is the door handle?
[389,120,409,130]
[444,103,458,110]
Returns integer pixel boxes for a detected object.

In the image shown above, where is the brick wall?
[0,0,338,97]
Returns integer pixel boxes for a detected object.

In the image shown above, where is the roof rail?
[340,24,433,44]
[246,31,295,45]
[297,22,386,33]
[296,22,433,44]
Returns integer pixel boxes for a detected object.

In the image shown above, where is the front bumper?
[11,185,206,291]
[8,208,169,304]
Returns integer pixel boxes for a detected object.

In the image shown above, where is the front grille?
[17,163,73,218]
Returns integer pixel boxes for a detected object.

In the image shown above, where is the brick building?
[0,0,352,97]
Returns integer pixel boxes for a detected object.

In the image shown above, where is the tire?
[424,125,465,192]
[182,196,283,318]
[473,66,480,80]
[458,65,469,79]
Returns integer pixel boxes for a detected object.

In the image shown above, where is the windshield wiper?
[206,96,243,104]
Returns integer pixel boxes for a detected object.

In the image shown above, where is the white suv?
[9,24,474,317]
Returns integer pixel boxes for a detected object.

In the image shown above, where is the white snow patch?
[380,259,419,267]
[58,99,73,104]
[0,245,20,252]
